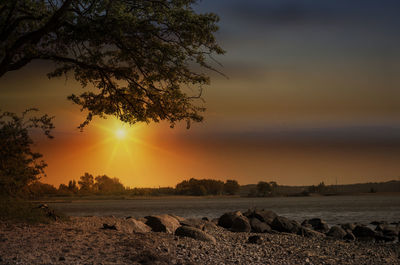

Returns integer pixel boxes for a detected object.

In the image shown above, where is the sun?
[115,128,126,140]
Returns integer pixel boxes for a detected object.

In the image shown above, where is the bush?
[0,197,66,224]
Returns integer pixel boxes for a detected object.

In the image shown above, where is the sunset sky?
[1,0,400,188]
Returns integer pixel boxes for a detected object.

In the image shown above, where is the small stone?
[59,256,65,261]
[248,235,263,244]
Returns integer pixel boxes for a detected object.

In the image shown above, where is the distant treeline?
[22,173,242,199]
[21,173,400,199]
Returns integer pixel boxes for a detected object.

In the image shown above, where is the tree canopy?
[0,0,224,128]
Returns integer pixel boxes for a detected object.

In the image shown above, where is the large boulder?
[302,218,329,233]
[244,209,277,225]
[180,218,207,230]
[249,218,271,233]
[341,223,356,232]
[326,226,347,239]
[124,218,151,233]
[353,225,376,240]
[289,220,302,234]
[144,215,180,233]
[271,216,295,233]
[175,226,216,243]
[218,211,242,229]
[231,215,251,232]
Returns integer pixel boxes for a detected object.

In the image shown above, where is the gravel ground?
[0,217,399,265]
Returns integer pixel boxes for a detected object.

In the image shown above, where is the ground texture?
[0,217,399,265]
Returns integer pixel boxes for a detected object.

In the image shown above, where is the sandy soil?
[0,216,399,265]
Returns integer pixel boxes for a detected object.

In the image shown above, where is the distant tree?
[58,183,71,195]
[0,0,224,128]
[0,109,54,196]
[67,180,78,194]
[78,172,94,193]
[94,175,125,194]
[25,181,57,198]
[224,180,240,195]
[257,181,271,197]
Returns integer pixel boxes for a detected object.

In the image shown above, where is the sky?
[1,0,400,187]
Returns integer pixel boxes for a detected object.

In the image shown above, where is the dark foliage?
[0,0,224,128]
[0,109,54,196]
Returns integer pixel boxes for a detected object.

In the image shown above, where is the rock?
[383,226,398,237]
[125,219,151,233]
[353,225,376,240]
[168,214,186,223]
[327,226,347,239]
[298,227,326,238]
[102,223,117,230]
[247,235,263,244]
[175,226,216,243]
[289,220,302,234]
[341,223,356,231]
[211,218,219,225]
[271,216,294,233]
[375,231,396,242]
[249,218,271,233]
[231,216,251,232]
[202,222,218,232]
[180,218,207,230]
[244,209,278,225]
[218,211,242,229]
[344,232,356,241]
[202,217,209,221]
[302,218,329,233]
[340,223,356,231]
[145,215,180,233]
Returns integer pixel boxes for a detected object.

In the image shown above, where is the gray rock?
[168,214,186,223]
[250,218,271,233]
[218,211,242,229]
[327,226,347,239]
[302,218,329,233]
[180,218,206,229]
[231,215,251,232]
[353,225,376,240]
[298,227,326,238]
[341,223,356,231]
[145,214,180,233]
[271,216,294,233]
[244,209,278,225]
[202,222,218,232]
[125,219,151,233]
[175,226,216,243]
[289,220,302,234]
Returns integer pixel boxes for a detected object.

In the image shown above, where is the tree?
[94,175,125,194]
[78,172,94,193]
[67,179,78,193]
[0,109,54,196]
[256,181,271,197]
[224,179,240,195]
[0,0,224,128]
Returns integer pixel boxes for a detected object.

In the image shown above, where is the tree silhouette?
[257,181,271,197]
[0,0,224,128]
[224,179,240,195]
[78,172,94,193]
[0,109,54,196]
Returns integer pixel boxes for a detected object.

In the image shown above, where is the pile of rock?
[214,208,399,243]
[100,210,399,244]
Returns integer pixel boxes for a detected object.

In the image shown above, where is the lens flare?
[115,128,126,139]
